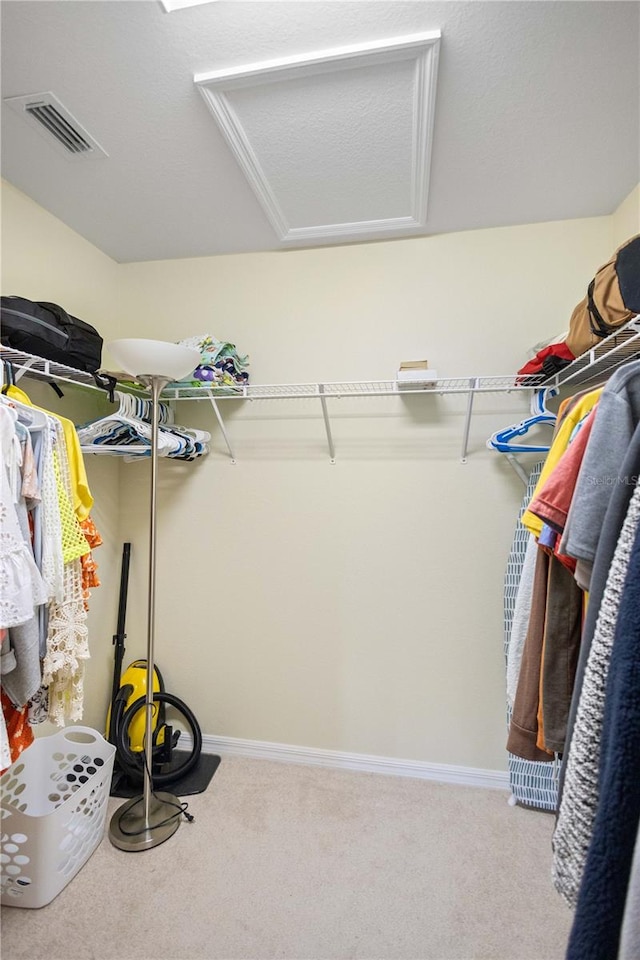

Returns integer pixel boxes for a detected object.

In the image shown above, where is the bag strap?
[93,372,117,403]
[616,236,640,312]
[586,277,611,339]
[1,359,15,393]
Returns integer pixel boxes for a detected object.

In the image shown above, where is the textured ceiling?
[1,1,638,264]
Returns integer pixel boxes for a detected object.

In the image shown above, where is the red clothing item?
[1,690,34,774]
[517,341,576,377]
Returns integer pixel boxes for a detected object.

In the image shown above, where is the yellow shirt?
[5,385,94,521]
[521,388,602,538]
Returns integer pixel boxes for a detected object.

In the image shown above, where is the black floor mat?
[110,751,221,798]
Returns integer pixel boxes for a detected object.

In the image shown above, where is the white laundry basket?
[0,726,115,908]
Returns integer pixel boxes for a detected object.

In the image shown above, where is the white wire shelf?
[0,347,541,398]
[157,375,545,401]
[3,314,639,463]
[538,316,640,390]
[0,348,121,394]
[3,315,639,401]
[144,314,640,399]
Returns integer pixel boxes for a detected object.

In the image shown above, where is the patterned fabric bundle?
[173,333,249,388]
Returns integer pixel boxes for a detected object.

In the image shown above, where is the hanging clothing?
[504,462,560,809]
[565,516,640,960]
[502,352,640,938]
[526,405,596,537]
[552,476,640,907]
[508,394,589,763]
[53,442,91,563]
[80,516,102,610]
[0,632,12,772]
[4,384,93,520]
[2,618,41,710]
[619,830,640,960]
[0,406,48,629]
[42,420,89,726]
[0,689,33,771]
[506,533,537,708]
[558,420,640,806]
[537,556,583,755]
[1,384,100,760]
[36,412,64,607]
[507,547,554,762]
[559,360,640,590]
[520,388,602,539]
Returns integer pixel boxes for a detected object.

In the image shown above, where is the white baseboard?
[187,733,509,791]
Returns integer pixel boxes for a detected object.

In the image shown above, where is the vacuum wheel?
[116,691,202,787]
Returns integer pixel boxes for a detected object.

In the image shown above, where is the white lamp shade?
[108,339,200,381]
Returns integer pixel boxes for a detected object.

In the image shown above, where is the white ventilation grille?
[25,101,92,154]
[3,92,107,161]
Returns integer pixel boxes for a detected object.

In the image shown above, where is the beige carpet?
[1,756,572,960]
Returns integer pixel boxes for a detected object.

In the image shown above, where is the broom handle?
[109,542,131,743]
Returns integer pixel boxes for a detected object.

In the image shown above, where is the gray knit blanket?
[552,480,640,906]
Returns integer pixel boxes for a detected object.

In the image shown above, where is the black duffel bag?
[1,296,103,373]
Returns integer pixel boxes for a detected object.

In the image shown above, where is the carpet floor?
[1,756,572,960]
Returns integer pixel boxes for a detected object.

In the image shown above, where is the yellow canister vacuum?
[107,543,202,789]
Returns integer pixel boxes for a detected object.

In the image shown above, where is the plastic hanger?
[76,390,208,458]
[76,390,155,450]
[487,388,558,455]
[0,386,48,431]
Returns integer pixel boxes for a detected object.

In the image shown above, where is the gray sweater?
[560,360,640,588]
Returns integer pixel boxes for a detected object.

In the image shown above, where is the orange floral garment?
[1,690,34,774]
[80,516,102,611]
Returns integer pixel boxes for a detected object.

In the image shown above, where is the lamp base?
[109,791,182,851]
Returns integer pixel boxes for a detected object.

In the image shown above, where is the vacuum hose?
[115,690,203,787]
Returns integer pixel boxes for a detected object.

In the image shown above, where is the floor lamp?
[107,338,200,852]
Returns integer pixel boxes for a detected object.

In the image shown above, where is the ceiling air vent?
[3,92,108,161]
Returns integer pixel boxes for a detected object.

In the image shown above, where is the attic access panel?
[194,32,441,246]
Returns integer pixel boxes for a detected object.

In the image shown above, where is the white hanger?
[76,390,187,457]
[0,392,48,431]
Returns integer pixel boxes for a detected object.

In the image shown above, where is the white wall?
[115,216,613,771]
[2,177,630,771]
[612,183,640,247]
[1,181,121,333]
[1,180,124,733]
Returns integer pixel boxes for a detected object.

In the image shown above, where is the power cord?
[115,797,194,837]
[113,730,195,837]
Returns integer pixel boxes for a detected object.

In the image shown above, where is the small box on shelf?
[396,360,438,389]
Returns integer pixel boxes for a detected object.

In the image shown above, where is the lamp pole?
[143,374,166,824]
[109,374,182,851]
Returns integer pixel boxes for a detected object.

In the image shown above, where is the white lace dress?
[41,421,90,725]
[0,405,49,770]
[0,406,48,629]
